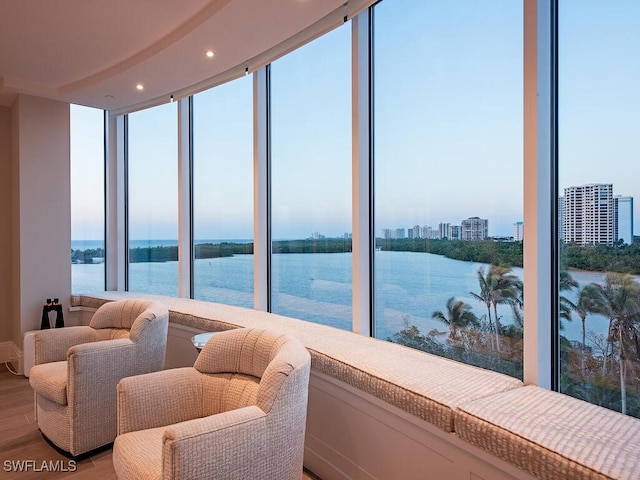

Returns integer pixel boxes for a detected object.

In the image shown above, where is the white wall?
[11,95,70,346]
[0,106,12,343]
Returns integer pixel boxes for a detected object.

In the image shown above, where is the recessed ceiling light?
[136,84,144,91]
[206,50,215,58]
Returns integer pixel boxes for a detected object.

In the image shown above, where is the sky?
[71,0,640,242]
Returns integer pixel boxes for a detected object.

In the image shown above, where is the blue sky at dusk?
[71,0,640,241]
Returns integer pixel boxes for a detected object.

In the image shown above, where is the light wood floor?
[0,363,320,479]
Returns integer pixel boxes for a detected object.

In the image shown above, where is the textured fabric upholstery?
[113,328,311,480]
[456,385,640,480]
[29,299,169,457]
[28,360,68,405]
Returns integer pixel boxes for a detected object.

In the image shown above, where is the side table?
[191,332,216,352]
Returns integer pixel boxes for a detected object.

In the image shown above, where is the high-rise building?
[461,217,488,241]
[438,222,451,240]
[421,225,434,239]
[513,221,524,242]
[615,195,634,245]
[558,196,565,241]
[563,184,615,245]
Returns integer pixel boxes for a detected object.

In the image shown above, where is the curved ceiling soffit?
[57,0,231,96]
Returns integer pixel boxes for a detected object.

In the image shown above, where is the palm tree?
[575,283,605,372]
[471,265,522,352]
[592,273,640,415]
[559,270,578,329]
[432,297,479,342]
[471,267,498,350]
[490,266,523,336]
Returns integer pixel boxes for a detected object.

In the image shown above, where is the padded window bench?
[456,385,640,480]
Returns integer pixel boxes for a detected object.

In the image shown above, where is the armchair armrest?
[117,368,204,434]
[33,326,95,365]
[162,406,268,480]
[67,339,139,402]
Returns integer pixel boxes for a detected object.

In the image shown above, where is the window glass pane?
[270,23,352,329]
[558,0,640,417]
[71,105,105,292]
[193,76,254,307]
[127,103,178,296]
[374,0,524,378]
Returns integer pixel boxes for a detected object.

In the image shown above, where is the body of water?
[71,241,612,346]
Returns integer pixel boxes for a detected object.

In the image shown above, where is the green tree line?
[376,238,524,267]
[73,237,640,275]
[71,238,352,264]
[561,239,640,274]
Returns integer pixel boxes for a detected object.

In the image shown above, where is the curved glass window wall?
[68,0,640,418]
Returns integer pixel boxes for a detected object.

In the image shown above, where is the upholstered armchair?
[29,299,169,456]
[112,327,312,480]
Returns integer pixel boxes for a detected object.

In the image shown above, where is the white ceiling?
[0,0,345,111]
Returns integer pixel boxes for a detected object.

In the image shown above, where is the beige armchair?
[29,299,169,456]
[112,328,312,480]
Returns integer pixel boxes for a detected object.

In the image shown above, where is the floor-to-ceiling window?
[558,0,640,417]
[70,104,105,292]
[270,22,352,329]
[193,76,254,307]
[127,102,179,296]
[373,0,524,378]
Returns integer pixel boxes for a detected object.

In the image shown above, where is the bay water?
[71,240,610,345]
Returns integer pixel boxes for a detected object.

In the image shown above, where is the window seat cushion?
[455,385,640,480]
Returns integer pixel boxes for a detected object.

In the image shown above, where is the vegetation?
[272,238,351,254]
[389,261,640,418]
[195,242,253,258]
[559,272,640,417]
[378,237,640,275]
[390,263,525,380]
[73,237,640,274]
[72,238,351,264]
[561,238,640,274]
[376,238,524,267]
[71,248,104,264]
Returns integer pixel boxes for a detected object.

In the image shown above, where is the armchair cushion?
[29,360,68,405]
[90,298,155,330]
